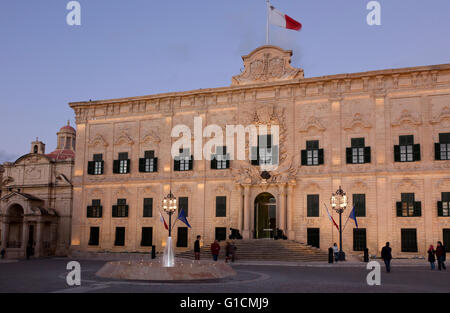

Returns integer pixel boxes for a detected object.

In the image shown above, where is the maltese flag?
[268,4,302,31]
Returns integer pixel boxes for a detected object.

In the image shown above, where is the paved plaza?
[0,258,449,293]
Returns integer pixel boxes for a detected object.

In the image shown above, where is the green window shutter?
[301,150,307,165]
[435,143,441,161]
[414,201,421,217]
[174,159,180,171]
[250,147,259,165]
[211,157,217,169]
[437,201,443,217]
[396,202,402,217]
[413,144,421,161]
[318,149,324,165]
[126,160,131,173]
[139,158,146,172]
[113,160,120,174]
[189,156,193,170]
[364,147,371,163]
[112,205,118,217]
[153,158,158,172]
[87,161,95,175]
[394,145,401,162]
[87,206,93,218]
[346,148,352,164]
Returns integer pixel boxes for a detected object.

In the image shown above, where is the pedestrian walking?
[0,248,5,259]
[332,243,339,263]
[381,242,392,273]
[436,241,447,271]
[211,240,220,262]
[194,235,201,261]
[427,245,436,270]
[225,242,232,263]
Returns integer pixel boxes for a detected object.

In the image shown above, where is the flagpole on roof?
[266,0,270,45]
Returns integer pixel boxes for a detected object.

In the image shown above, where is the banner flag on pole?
[177,208,192,228]
[349,206,359,229]
[324,203,339,231]
[159,212,168,230]
[268,3,302,31]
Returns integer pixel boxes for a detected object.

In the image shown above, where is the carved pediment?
[299,116,326,133]
[395,178,419,191]
[344,113,372,130]
[391,110,422,127]
[141,131,161,144]
[88,135,109,147]
[2,176,14,186]
[174,184,192,195]
[232,46,304,86]
[114,132,134,146]
[430,106,450,125]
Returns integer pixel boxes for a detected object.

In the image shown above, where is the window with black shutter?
[139,150,158,173]
[443,229,450,252]
[176,227,188,247]
[215,227,227,241]
[114,227,125,246]
[401,229,418,252]
[114,152,130,174]
[353,194,366,217]
[175,148,193,171]
[395,135,420,162]
[87,199,102,218]
[438,192,450,217]
[88,154,104,175]
[250,135,278,166]
[141,227,153,247]
[436,133,450,161]
[112,199,128,218]
[353,228,367,251]
[211,146,230,169]
[307,228,320,248]
[301,140,324,166]
[346,138,371,164]
[307,194,319,217]
[143,198,153,217]
[88,227,100,246]
[179,197,188,217]
[216,196,227,217]
[397,193,421,217]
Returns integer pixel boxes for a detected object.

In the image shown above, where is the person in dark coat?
[194,235,201,260]
[427,245,436,270]
[26,243,33,260]
[435,241,447,271]
[381,242,392,273]
[231,242,237,263]
[225,242,232,263]
[210,240,220,261]
[0,248,5,259]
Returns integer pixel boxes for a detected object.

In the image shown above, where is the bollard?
[151,245,156,259]
[328,247,334,264]
[364,248,369,262]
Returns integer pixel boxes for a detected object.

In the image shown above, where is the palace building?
[69,45,450,257]
[0,123,76,258]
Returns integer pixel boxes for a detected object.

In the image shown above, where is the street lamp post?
[162,190,177,267]
[330,186,347,261]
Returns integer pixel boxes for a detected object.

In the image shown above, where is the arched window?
[33,145,38,154]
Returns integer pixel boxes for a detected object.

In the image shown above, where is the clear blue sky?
[1,0,449,162]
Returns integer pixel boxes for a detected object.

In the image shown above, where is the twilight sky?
[0,0,449,162]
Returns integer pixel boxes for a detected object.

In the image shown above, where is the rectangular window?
[112,199,129,218]
[88,154,104,175]
[215,227,227,242]
[353,228,367,251]
[141,227,153,247]
[301,141,324,166]
[143,198,153,217]
[119,152,129,174]
[401,229,418,252]
[307,195,319,217]
[175,148,192,171]
[353,194,366,217]
[352,138,365,164]
[139,150,158,173]
[438,192,450,217]
[395,135,420,162]
[216,196,227,217]
[443,229,450,253]
[87,199,102,218]
[211,146,230,169]
[307,228,320,248]
[438,133,450,160]
[88,227,99,246]
[258,135,273,165]
[179,197,189,217]
[114,227,125,246]
[176,227,188,247]
[400,193,417,217]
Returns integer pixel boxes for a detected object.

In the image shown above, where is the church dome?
[59,121,76,134]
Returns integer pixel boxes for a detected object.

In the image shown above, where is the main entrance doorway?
[254,193,276,239]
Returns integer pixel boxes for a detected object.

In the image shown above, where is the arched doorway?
[254,193,276,239]
[6,204,24,248]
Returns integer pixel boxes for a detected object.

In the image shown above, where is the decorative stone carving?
[114,131,134,146]
[232,46,304,86]
[391,110,422,127]
[430,106,450,125]
[299,116,326,133]
[24,166,42,180]
[141,131,161,144]
[344,113,372,130]
[88,135,109,147]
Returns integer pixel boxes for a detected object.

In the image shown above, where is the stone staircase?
[176,240,328,262]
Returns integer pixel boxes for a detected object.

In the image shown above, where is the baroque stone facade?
[0,123,76,258]
[70,45,450,257]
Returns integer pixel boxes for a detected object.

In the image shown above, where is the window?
[88,227,99,246]
[353,228,367,251]
[401,229,418,252]
[307,228,320,248]
[112,199,129,218]
[33,145,38,154]
[353,194,366,217]
[176,227,188,247]
[301,141,324,166]
[436,133,450,161]
[114,227,125,246]
[394,135,420,162]
[307,195,319,217]
[216,196,227,217]
[397,193,421,217]
[113,153,130,174]
[346,138,371,164]
[179,197,188,217]
[443,229,450,252]
[438,192,450,217]
[251,135,279,166]
[211,146,230,169]
[87,199,102,218]
[215,227,227,241]
[139,151,158,173]
[141,227,153,247]
[88,154,104,175]
[143,198,153,218]
[174,148,193,171]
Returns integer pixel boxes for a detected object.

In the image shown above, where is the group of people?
[194,235,237,263]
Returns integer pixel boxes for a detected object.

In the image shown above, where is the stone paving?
[0,257,449,293]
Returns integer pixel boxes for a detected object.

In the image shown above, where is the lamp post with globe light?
[162,190,177,267]
[330,186,347,261]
